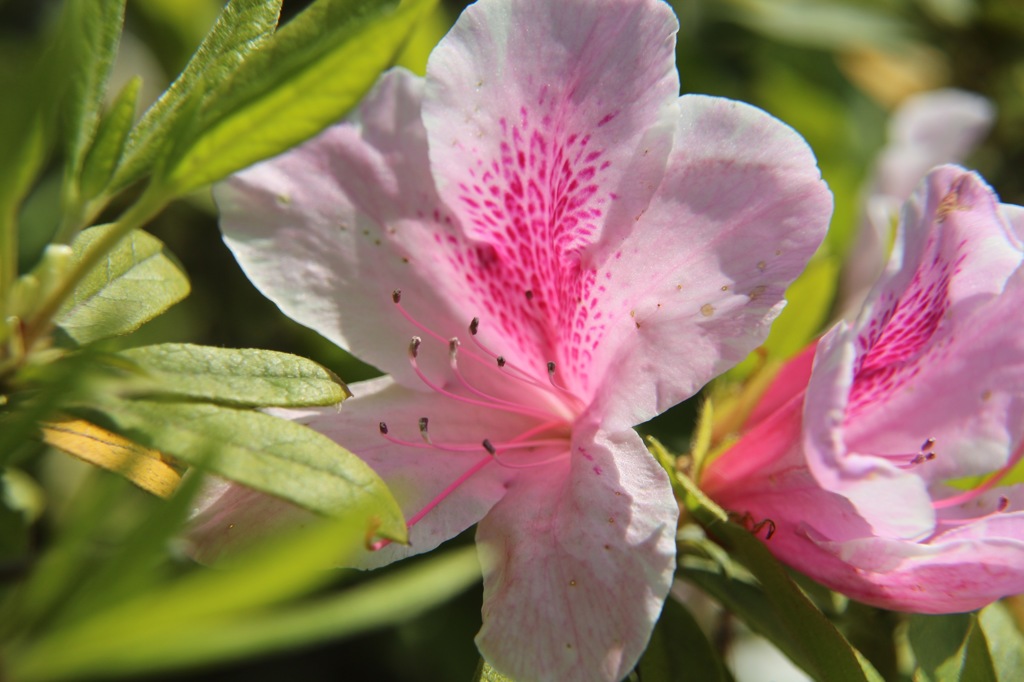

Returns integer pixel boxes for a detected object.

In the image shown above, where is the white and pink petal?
[474,426,677,682]
[581,95,832,429]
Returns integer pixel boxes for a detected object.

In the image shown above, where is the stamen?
[467,319,550,389]
[875,437,938,469]
[447,337,556,419]
[547,361,585,411]
[370,454,494,551]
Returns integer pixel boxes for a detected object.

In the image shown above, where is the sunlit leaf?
[909,613,998,682]
[118,343,349,407]
[111,0,282,192]
[477,659,517,682]
[54,224,190,345]
[90,398,406,540]
[9,543,478,681]
[41,417,183,499]
[80,76,141,200]
[979,602,1024,682]
[60,0,126,192]
[161,0,437,194]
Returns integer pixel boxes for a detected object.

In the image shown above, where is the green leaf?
[476,660,517,682]
[161,0,437,194]
[54,224,190,345]
[909,613,998,682]
[79,76,141,200]
[10,543,478,681]
[638,596,733,682]
[979,603,1024,682]
[60,0,126,189]
[111,0,282,192]
[90,398,405,540]
[119,343,349,407]
[659,459,879,682]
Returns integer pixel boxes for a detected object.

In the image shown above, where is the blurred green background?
[2,0,1023,679]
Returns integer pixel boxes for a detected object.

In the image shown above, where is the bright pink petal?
[805,168,1024,538]
[418,0,681,382]
[216,69,490,387]
[474,426,677,682]
[584,96,832,428]
[804,509,1024,613]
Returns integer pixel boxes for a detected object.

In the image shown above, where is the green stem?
[0,206,16,326]
[21,186,170,352]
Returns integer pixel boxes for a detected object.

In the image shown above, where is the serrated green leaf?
[118,343,349,407]
[638,596,733,682]
[54,224,190,345]
[910,613,998,682]
[80,76,141,200]
[979,603,1024,682]
[61,0,126,188]
[10,544,477,681]
[161,0,437,194]
[111,0,282,192]
[91,398,405,540]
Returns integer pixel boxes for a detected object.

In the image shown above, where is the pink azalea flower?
[839,89,994,316]
[704,165,1024,613]
[193,0,831,678]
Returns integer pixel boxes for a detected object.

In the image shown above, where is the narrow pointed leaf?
[60,0,126,186]
[111,0,282,191]
[119,343,349,407]
[80,76,141,200]
[661,460,878,682]
[90,398,406,540]
[979,603,1024,682]
[9,545,477,681]
[909,613,998,682]
[55,224,190,345]
[162,0,437,194]
[638,596,733,682]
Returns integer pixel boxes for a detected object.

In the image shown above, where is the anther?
[921,437,936,451]
[409,336,422,358]
[998,496,1010,512]
[379,422,389,435]
[547,361,556,376]
[470,317,480,335]
[483,439,497,456]
[392,290,402,303]
[497,356,506,368]
[419,417,431,443]
[449,337,460,362]
[525,289,534,301]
